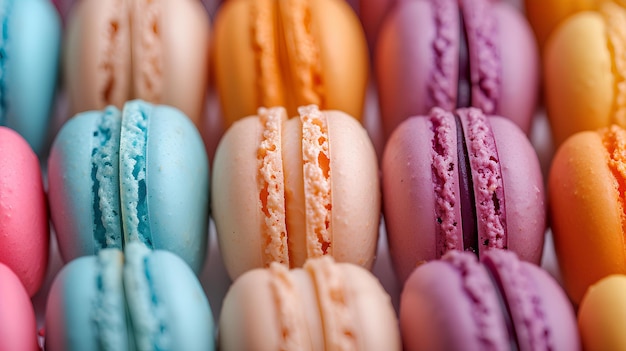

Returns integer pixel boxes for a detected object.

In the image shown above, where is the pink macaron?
[382,108,545,284]
[400,249,580,350]
[0,263,38,351]
[0,127,49,297]
[376,0,538,139]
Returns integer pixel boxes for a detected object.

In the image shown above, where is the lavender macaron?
[382,107,545,284]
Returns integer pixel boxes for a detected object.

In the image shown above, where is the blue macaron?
[1,0,61,155]
[48,100,210,273]
[45,242,216,351]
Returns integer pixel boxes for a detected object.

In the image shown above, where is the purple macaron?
[375,0,538,139]
[382,107,545,284]
[400,249,580,351]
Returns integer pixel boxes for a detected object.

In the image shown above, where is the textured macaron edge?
[130,0,163,103]
[601,2,626,127]
[428,0,458,110]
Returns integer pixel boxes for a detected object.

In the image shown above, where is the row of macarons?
[10,0,622,162]
[3,96,626,349]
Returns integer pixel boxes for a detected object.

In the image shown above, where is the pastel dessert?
[212,105,380,280]
[525,0,596,49]
[0,127,48,296]
[382,108,545,284]
[220,256,401,351]
[359,0,396,53]
[64,0,210,129]
[401,250,580,350]
[45,242,215,351]
[48,100,209,274]
[0,263,38,351]
[213,0,369,127]
[376,0,539,139]
[0,0,61,154]
[578,275,626,351]
[544,1,626,146]
[549,124,626,305]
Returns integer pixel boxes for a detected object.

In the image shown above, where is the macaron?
[212,105,380,280]
[549,124,626,305]
[376,0,539,139]
[400,249,580,351]
[0,127,48,296]
[382,107,545,284]
[219,256,401,351]
[64,0,210,129]
[544,1,626,146]
[45,242,215,351]
[524,0,596,49]
[359,0,396,53]
[213,0,369,127]
[0,263,38,351]
[578,275,626,351]
[0,0,61,155]
[48,100,209,274]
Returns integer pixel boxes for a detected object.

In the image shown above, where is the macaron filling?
[483,251,552,350]
[92,107,123,251]
[602,2,626,127]
[258,107,289,266]
[299,105,332,258]
[454,112,478,254]
[460,0,500,114]
[482,256,520,351]
[131,0,163,103]
[123,243,169,350]
[456,8,471,108]
[0,0,12,126]
[94,249,129,351]
[429,108,462,256]
[428,0,457,110]
[119,101,153,248]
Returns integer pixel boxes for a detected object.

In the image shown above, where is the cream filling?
[299,105,332,259]
[306,257,356,351]
[131,0,163,103]
[602,2,626,127]
[258,107,289,266]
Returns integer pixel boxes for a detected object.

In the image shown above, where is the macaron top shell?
[219,257,401,351]
[65,0,210,128]
[1,0,61,154]
[0,263,38,351]
[0,127,49,296]
[213,0,369,126]
[212,105,379,280]
[549,125,626,304]
[48,100,209,273]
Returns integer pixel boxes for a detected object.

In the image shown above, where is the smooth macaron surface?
[219,257,401,351]
[45,243,215,351]
[0,127,49,297]
[544,1,626,146]
[0,263,38,351]
[578,275,626,351]
[1,0,61,155]
[524,0,596,49]
[383,108,545,284]
[213,0,369,127]
[64,0,210,129]
[549,125,626,305]
[400,250,580,351]
[48,100,209,274]
[376,0,538,139]
[212,105,379,280]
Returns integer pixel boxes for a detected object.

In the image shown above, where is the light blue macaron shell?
[45,250,130,351]
[4,0,61,154]
[48,107,123,262]
[123,243,215,351]
[120,100,209,274]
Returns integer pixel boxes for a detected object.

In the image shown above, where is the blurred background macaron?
[0,263,39,351]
